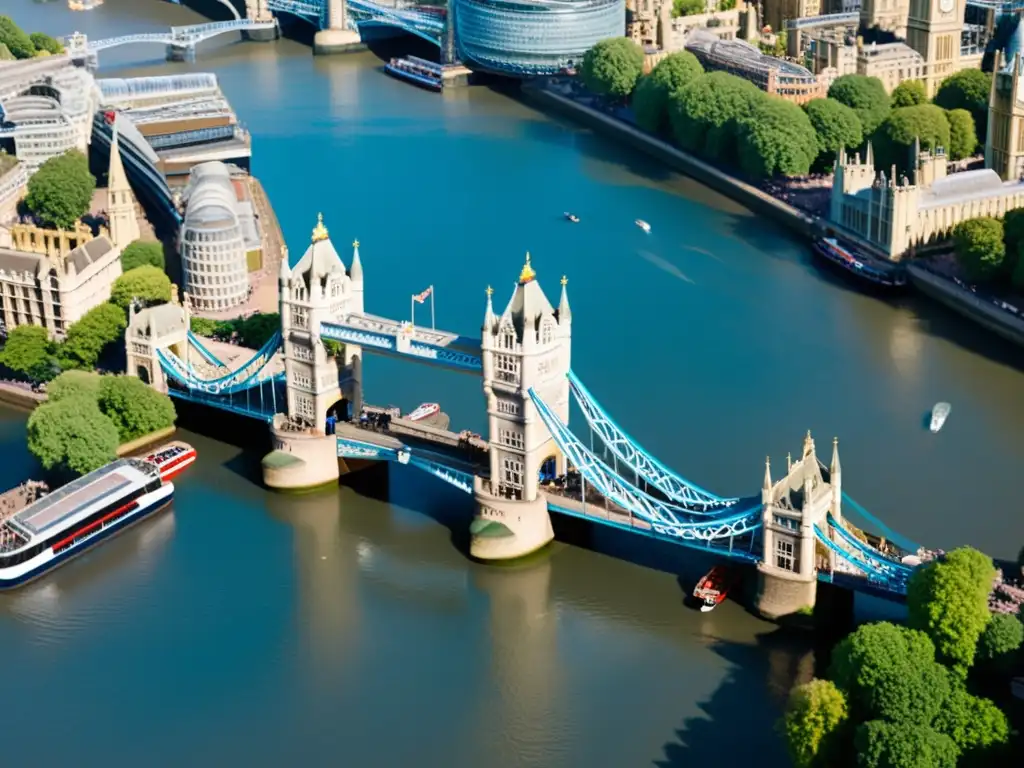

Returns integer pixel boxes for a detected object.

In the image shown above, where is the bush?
[932,686,1010,765]
[804,98,863,169]
[672,0,705,14]
[27,397,120,477]
[827,75,891,135]
[934,69,992,144]
[97,375,176,442]
[632,52,704,134]
[854,721,958,768]
[780,679,849,768]
[235,312,279,349]
[945,109,977,161]
[58,302,127,370]
[110,265,172,311]
[976,613,1023,671]
[0,325,57,382]
[891,80,928,108]
[735,97,819,178]
[25,150,96,230]
[0,16,36,59]
[47,370,101,403]
[580,38,645,99]
[874,104,951,173]
[668,71,761,160]
[28,32,63,55]
[323,339,343,358]
[952,218,1006,284]
[120,240,165,272]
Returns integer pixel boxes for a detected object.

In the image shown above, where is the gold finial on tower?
[486,285,494,297]
[311,212,329,243]
[561,275,568,286]
[353,239,359,248]
[519,252,536,284]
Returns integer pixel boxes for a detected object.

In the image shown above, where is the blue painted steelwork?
[826,514,912,576]
[814,524,910,593]
[167,375,286,421]
[157,332,282,394]
[841,491,921,553]
[567,371,737,510]
[267,0,322,22]
[336,437,475,493]
[187,331,224,367]
[160,348,285,396]
[319,322,482,372]
[83,19,278,53]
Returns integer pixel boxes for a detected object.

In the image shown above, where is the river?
[2,1,1023,765]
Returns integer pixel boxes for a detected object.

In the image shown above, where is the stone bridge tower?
[314,0,363,54]
[754,432,843,619]
[125,288,189,393]
[472,255,572,561]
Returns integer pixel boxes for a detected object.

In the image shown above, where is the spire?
[803,430,814,458]
[350,238,363,282]
[105,111,140,249]
[483,285,496,330]
[786,452,792,472]
[108,113,130,195]
[763,456,772,491]
[519,252,536,284]
[311,212,329,243]
[558,274,571,322]
[278,251,290,282]
[866,140,874,168]
[831,437,841,475]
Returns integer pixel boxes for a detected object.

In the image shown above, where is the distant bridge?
[268,0,447,47]
[68,18,279,55]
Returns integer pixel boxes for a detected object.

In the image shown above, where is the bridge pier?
[314,0,365,55]
[263,415,340,492]
[166,44,196,62]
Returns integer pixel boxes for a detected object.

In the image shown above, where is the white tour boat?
[0,458,173,589]
[635,219,651,234]
[143,441,196,482]
[407,402,441,422]
[930,402,951,433]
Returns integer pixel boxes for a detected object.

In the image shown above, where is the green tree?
[632,52,704,134]
[951,216,1005,283]
[736,97,819,178]
[907,546,996,672]
[0,43,16,61]
[803,98,864,169]
[668,71,761,160]
[120,240,165,272]
[0,16,36,59]
[27,397,119,477]
[932,686,1010,766]
[854,721,958,768]
[580,38,645,99]
[718,0,736,8]
[976,613,1023,671]
[47,369,101,403]
[97,375,176,442]
[1003,207,1024,258]
[190,317,220,337]
[235,312,280,349]
[0,325,57,381]
[781,679,850,768]
[829,622,949,725]
[24,150,96,230]
[827,75,891,136]
[322,339,344,358]
[58,302,127,370]
[874,104,951,173]
[110,265,172,311]
[934,69,992,144]
[945,109,977,161]
[891,80,928,108]
[28,32,63,54]
[672,0,705,15]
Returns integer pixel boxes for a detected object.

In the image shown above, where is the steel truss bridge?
[268,0,447,47]
[157,311,920,598]
[74,19,280,54]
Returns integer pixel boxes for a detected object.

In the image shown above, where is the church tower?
[106,114,140,250]
[906,0,967,97]
[986,22,1024,180]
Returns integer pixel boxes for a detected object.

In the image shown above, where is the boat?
[384,56,442,91]
[143,441,196,482]
[930,402,951,433]
[564,212,580,223]
[408,402,441,422]
[635,219,651,233]
[0,458,173,589]
[693,565,734,612]
[68,0,103,10]
[812,237,907,290]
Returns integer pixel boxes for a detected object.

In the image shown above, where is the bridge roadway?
[335,417,488,477]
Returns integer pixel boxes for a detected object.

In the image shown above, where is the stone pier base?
[262,416,339,492]
[313,29,366,55]
[165,44,195,63]
[470,480,554,561]
[753,564,817,620]
[244,24,279,42]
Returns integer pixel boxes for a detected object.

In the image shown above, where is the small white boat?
[407,402,440,422]
[564,212,580,223]
[930,402,951,433]
[635,219,651,234]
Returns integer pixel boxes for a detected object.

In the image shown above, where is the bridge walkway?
[335,415,488,476]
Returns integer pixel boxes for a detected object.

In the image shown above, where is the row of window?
[773,515,798,531]
[499,428,524,450]
[497,399,520,416]
[296,394,315,419]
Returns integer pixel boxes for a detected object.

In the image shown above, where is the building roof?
[685,28,816,79]
[0,247,46,277]
[97,73,220,106]
[182,161,239,232]
[130,302,187,339]
[288,213,346,291]
[67,236,115,274]
[498,253,555,342]
[919,169,1024,210]
[0,235,115,279]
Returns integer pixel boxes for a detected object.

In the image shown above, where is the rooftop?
[0,235,115,278]
[685,28,816,79]
[919,168,1024,210]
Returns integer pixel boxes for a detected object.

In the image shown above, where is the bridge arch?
[355,19,442,47]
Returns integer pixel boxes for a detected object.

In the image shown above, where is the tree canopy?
[25,150,96,231]
[110,265,172,311]
[854,721,958,768]
[29,32,63,55]
[580,37,645,99]
[234,312,280,349]
[632,52,704,134]
[827,75,891,136]
[736,96,819,178]
[0,16,36,59]
[27,396,120,478]
[781,679,849,768]
[952,218,1006,284]
[945,108,977,161]
[47,370,101,403]
[97,374,176,442]
[874,104,951,173]
[890,80,928,108]
[975,613,1023,671]
[120,240,166,272]
[668,71,761,159]
[58,302,127,370]
[932,685,1010,765]
[672,0,705,15]
[803,98,863,169]
[0,325,57,382]
[934,69,992,144]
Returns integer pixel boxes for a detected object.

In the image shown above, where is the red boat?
[693,566,734,612]
[143,441,196,483]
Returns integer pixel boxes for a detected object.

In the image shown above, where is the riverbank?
[0,382,45,411]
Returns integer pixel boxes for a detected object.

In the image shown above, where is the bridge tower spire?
[473,254,571,561]
[105,114,140,250]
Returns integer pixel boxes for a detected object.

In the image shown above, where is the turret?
[830,437,842,522]
[349,239,363,284]
[482,285,496,334]
[558,275,571,325]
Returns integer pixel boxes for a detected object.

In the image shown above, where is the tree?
[803,98,864,169]
[0,16,36,59]
[235,312,280,349]
[632,52,704,134]
[120,240,165,272]
[668,71,761,160]
[0,43,15,61]
[934,69,992,144]
[47,370,101,403]
[976,613,1023,671]
[874,104,951,173]
[829,622,949,725]
[97,375,176,442]
[828,75,891,136]
[932,686,1010,766]
[952,217,1006,284]
[25,150,96,231]
[854,721,958,768]
[58,302,127,370]
[28,32,63,55]
[580,38,645,99]
[672,0,705,15]
[27,397,120,477]
[190,317,220,337]
[1003,208,1024,258]
[322,339,344,358]
[736,97,819,178]
[781,679,850,768]
[891,80,928,108]
[945,109,977,161]
[907,546,996,673]
[110,265,172,311]
[0,325,57,381]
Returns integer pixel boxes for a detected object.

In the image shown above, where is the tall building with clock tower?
[906,0,966,97]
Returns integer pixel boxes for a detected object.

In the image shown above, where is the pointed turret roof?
[500,252,555,341]
[763,456,772,491]
[558,274,571,323]
[483,285,496,332]
[108,113,130,194]
[291,212,346,291]
[831,437,841,474]
[349,238,363,282]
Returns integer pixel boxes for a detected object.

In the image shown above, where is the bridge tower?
[314,0,364,54]
[125,288,190,393]
[471,255,571,561]
[105,115,141,251]
[753,432,843,620]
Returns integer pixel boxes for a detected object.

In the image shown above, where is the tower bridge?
[126,211,925,617]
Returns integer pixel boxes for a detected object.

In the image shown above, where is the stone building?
[125,293,189,389]
[808,36,926,93]
[986,23,1024,181]
[905,0,967,97]
[860,0,910,38]
[763,0,820,35]
[105,114,141,251]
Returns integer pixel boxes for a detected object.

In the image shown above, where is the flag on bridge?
[103,110,117,125]
[413,286,433,304]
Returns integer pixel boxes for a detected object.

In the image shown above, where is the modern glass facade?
[454,0,625,76]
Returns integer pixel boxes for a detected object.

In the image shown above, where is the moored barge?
[384,56,443,91]
[0,459,173,589]
[812,237,907,290]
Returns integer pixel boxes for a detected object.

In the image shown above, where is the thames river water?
[3,1,1024,765]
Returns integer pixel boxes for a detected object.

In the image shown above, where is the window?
[541,320,553,346]
[500,328,515,350]
[297,395,315,419]
[294,346,313,362]
[502,455,523,488]
[776,539,795,571]
[494,353,519,385]
[773,515,798,531]
[497,399,520,416]
[499,428,524,450]
[291,370,312,389]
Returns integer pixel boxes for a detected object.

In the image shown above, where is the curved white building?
[179,161,254,313]
[0,95,79,173]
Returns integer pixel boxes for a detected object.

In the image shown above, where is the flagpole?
[410,294,414,328]
[431,285,435,329]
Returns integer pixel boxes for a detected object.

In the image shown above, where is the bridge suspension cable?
[815,525,910,592]
[187,331,225,367]
[826,514,913,575]
[156,331,283,394]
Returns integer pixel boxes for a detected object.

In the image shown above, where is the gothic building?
[905,0,966,97]
[986,21,1024,181]
[106,114,141,250]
